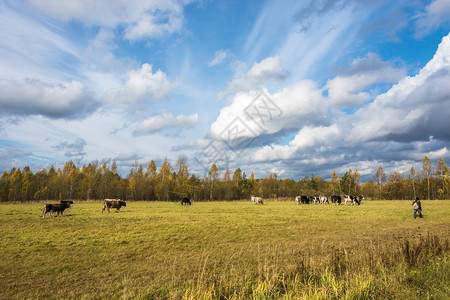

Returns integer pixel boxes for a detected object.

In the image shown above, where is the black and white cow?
[344,195,361,205]
[251,196,264,205]
[42,200,73,218]
[319,196,329,204]
[344,195,352,205]
[310,196,319,204]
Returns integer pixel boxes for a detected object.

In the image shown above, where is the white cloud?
[225,33,450,179]
[223,56,287,95]
[134,112,198,135]
[0,79,98,119]
[415,0,450,38]
[210,81,327,142]
[253,125,340,162]
[208,49,229,67]
[0,4,81,82]
[325,53,406,107]
[103,64,176,108]
[25,0,187,41]
[350,33,450,142]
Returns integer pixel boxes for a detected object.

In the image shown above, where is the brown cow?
[102,199,126,213]
[42,200,73,218]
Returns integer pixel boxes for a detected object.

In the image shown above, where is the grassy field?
[0,200,449,299]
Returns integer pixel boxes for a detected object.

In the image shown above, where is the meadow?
[0,200,448,299]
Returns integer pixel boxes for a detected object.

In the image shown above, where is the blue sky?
[1,0,450,181]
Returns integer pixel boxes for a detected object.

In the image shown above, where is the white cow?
[319,196,328,204]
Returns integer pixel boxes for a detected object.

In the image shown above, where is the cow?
[344,195,352,205]
[356,195,363,204]
[102,199,126,213]
[353,195,362,205]
[310,196,319,204]
[296,195,309,204]
[251,196,263,205]
[42,200,73,218]
[181,197,191,205]
[344,195,360,205]
[319,196,329,204]
[331,195,342,205]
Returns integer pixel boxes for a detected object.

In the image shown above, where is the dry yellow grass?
[0,200,448,299]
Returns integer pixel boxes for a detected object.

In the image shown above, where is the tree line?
[0,155,448,202]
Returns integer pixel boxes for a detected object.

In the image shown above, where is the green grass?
[0,200,449,299]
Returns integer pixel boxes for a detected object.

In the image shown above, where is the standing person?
[412,197,423,219]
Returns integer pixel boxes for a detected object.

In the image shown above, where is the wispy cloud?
[25,0,188,41]
[414,0,450,38]
[208,49,229,67]
[134,112,198,135]
[52,138,87,157]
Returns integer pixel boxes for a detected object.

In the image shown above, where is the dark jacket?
[412,199,422,210]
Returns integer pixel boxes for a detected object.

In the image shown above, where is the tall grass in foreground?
[179,234,448,299]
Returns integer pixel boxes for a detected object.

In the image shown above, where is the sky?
[1,0,450,181]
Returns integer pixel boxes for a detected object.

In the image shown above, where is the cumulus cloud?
[210,81,327,147]
[220,33,450,180]
[25,0,187,41]
[0,79,98,119]
[350,33,450,143]
[415,0,450,38]
[134,112,198,135]
[103,64,176,108]
[325,53,406,107]
[253,125,340,162]
[208,49,229,67]
[223,56,287,96]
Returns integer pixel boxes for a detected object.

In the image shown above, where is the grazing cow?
[102,199,126,213]
[319,196,329,204]
[251,196,263,205]
[42,200,73,218]
[353,195,362,205]
[344,195,360,205]
[344,195,352,205]
[296,195,309,204]
[356,195,363,204]
[181,197,191,205]
[310,196,319,204]
[331,195,342,205]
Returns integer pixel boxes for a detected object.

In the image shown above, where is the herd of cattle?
[41,195,363,217]
[294,195,363,205]
[251,195,364,205]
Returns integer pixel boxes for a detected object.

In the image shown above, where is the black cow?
[102,199,126,213]
[181,197,191,205]
[331,195,342,205]
[42,200,73,218]
[295,195,310,204]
